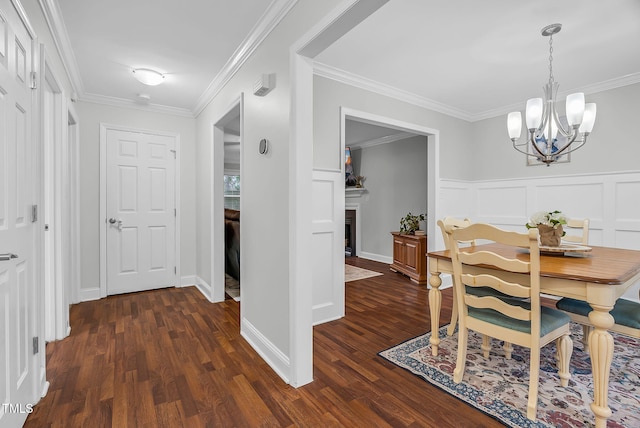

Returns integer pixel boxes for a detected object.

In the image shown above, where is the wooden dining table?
[427,243,640,428]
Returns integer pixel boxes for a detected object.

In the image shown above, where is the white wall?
[76,101,196,299]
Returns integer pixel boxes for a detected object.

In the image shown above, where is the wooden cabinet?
[390,232,428,284]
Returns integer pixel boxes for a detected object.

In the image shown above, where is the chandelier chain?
[548,35,554,83]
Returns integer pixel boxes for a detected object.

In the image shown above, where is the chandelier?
[507,24,596,166]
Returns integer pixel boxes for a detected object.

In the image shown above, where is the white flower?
[526,210,567,229]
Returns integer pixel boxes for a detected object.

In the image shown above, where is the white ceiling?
[54,0,279,114]
[53,0,640,120]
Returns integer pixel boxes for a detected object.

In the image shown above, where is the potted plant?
[525,210,567,246]
[400,212,426,235]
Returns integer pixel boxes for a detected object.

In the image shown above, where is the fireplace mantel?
[345,187,366,198]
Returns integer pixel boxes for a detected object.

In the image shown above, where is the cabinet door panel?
[404,242,418,272]
[393,239,405,266]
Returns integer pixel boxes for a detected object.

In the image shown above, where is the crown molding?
[38,0,84,96]
[313,61,474,122]
[349,131,415,150]
[470,72,640,122]
[80,92,194,118]
[191,0,298,116]
[315,62,640,124]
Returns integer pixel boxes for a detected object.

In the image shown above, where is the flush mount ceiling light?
[507,24,596,166]
[132,68,165,86]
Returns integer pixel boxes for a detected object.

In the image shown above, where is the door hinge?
[30,71,37,89]
[31,204,38,222]
[174,267,177,274]
[174,208,177,217]
[169,149,176,159]
[33,337,39,354]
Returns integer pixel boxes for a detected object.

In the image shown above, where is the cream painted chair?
[437,217,473,336]
[447,223,573,421]
[562,218,590,245]
[556,298,640,353]
[556,217,592,350]
[437,217,515,357]
[554,218,640,352]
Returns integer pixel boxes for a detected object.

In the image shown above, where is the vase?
[537,224,563,247]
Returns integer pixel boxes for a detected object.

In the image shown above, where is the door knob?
[0,253,18,261]
[108,218,123,230]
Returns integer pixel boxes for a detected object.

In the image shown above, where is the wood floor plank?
[25,258,505,427]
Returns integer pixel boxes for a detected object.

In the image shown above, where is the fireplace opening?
[345,209,356,257]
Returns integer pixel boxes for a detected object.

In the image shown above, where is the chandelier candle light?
[507,24,596,166]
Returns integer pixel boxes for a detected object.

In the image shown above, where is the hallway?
[25,260,503,427]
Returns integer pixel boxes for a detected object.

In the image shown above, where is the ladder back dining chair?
[447,223,573,421]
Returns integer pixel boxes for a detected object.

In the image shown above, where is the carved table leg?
[588,305,615,428]
[429,272,442,356]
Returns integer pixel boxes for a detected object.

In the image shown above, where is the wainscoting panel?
[615,180,640,221]
[532,182,605,223]
[477,185,527,218]
[436,183,475,250]
[312,170,345,325]
[312,232,333,301]
[439,171,640,300]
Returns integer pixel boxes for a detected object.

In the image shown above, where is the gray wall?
[470,83,640,180]
[313,76,474,179]
[351,136,427,258]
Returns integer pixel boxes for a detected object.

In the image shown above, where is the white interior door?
[105,129,176,295]
[0,1,39,425]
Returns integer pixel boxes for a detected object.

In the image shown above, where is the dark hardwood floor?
[25,258,503,427]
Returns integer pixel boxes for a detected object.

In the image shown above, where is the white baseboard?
[180,275,197,287]
[40,380,50,398]
[358,251,392,264]
[79,287,101,302]
[192,276,213,302]
[312,300,344,325]
[313,313,342,326]
[241,317,290,385]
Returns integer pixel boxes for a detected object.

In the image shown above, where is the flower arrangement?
[526,210,567,246]
[400,212,426,235]
[525,210,567,230]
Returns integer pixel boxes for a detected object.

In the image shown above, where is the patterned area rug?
[379,324,639,428]
[345,264,383,282]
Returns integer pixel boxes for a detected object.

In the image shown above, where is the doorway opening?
[210,95,243,306]
[223,112,241,302]
[343,113,430,266]
[42,53,70,342]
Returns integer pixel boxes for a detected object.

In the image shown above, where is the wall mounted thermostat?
[259,138,269,155]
